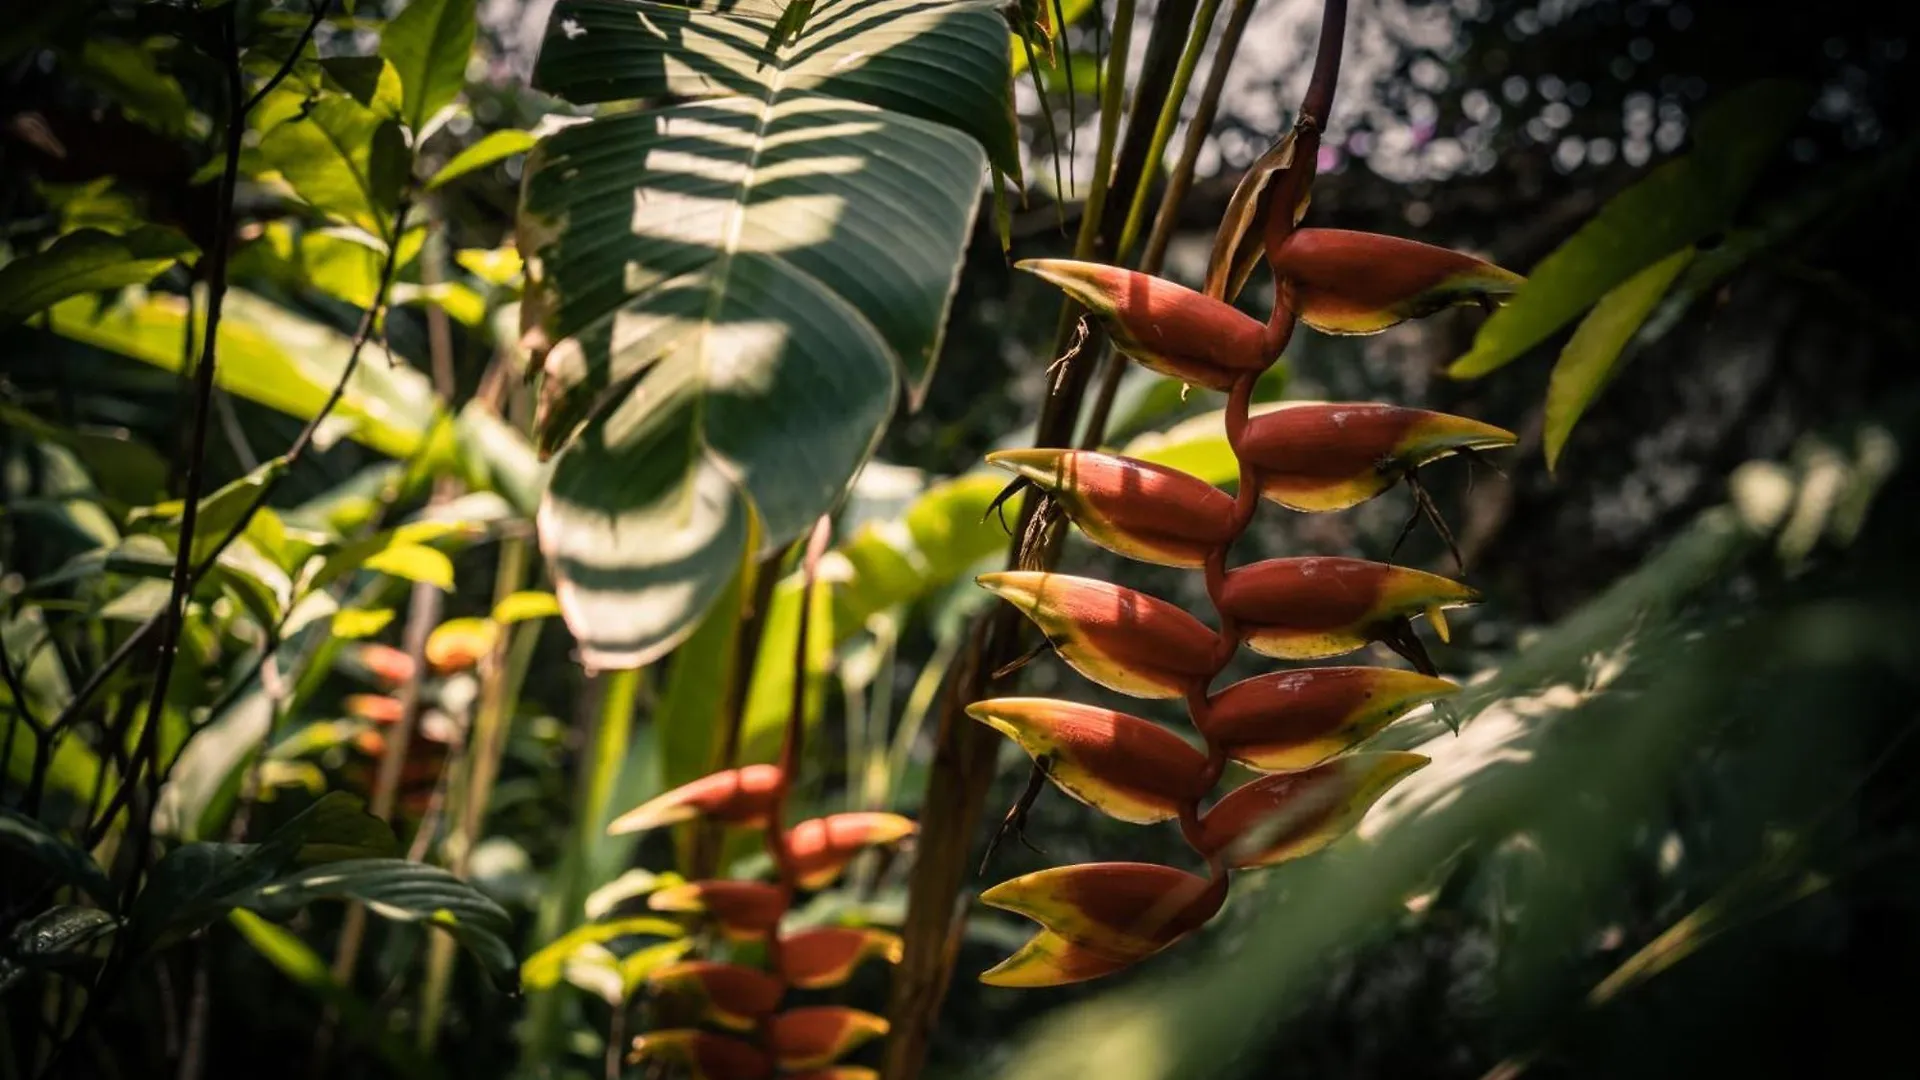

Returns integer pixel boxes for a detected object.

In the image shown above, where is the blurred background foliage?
[2,0,1915,1078]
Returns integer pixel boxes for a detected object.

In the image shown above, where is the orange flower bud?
[986,449,1235,567]
[977,572,1219,699]
[343,694,406,724]
[649,880,785,940]
[627,1030,770,1080]
[607,765,784,835]
[785,813,918,890]
[980,862,1222,987]
[967,698,1208,824]
[1195,752,1428,869]
[648,961,783,1030]
[1201,666,1458,771]
[355,643,416,687]
[779,928,904,989]
[1238,403,1515,512]
[1018,259,1274,390]
[768,1007,890,1071]
[1269,228,1523,335]
[1217,557,1479,661]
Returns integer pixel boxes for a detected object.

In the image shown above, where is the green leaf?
[619,937,697,999]
[129,457,290,566]
[492,590,561,624]
[520,916,685,992]
[8,906,119,965]
[363,542,455,590]
[131,793,397,950]
[319,56,405,120]
[524,0,1013,669]
[1450,79,1810,378]
[258,94,409,239]
[239,859,515,975]
[426,129,538,190]
[47,289,439,459]
[454,245,523,288]
[70,38,197,137]
[0,810,114,903]
[653,550,752,800]
[738,565,835,770]
[0,227,196,326]
[332,607,396,638]
[380,0,477,136]
[1543,247,1697,470]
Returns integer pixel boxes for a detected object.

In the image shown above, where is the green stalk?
[520,666,645,1066]
[416,535,533,1049]
[1070,0,1137,262]
[1115,0,1224,263]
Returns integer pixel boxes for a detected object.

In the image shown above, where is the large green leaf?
[238,859,516,975]
[381,0,476,137]
[1450,79,1810,378]
[0,227,196,326]
[521,0,1014,669]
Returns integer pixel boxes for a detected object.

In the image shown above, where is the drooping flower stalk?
[613,518,911,1080]
[973,0,1525,987]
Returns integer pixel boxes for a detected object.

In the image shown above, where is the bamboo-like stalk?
[1115,0,1226,264]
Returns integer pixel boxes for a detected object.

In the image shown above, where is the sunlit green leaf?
[129,457,289,566]
[258,93,408,238]
[521,916,686,992]
[363,543,455,590]
[492,590,561,625]
[1450,79,1810,377]
[427,129,538,190]
[318,56,405,120]
[454,245,523,288]
[380,0,477,136]
[47,289,438,459]
[1543,247,1697,470]
[0,227,196,326]
[332,607,396,639]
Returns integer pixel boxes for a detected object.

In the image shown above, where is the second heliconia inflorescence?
[966,196,1524,989]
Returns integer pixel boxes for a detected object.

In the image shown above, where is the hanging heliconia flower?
[975,572,1220,698]
[1194,752,1430,869]
[602,518,901,1076]
[779,928,905,989]
[1016,260,1278,390]
[985,449,1236,567]
[975,0,1518,988]
[979,862,1222,987]
[1267,228,1523,335]
[649,961,785,1030]
[1217,556,1480,663]
[966,698,1209,824]
[785,813,918,890]
[607,764,785,834]
[1200,666,1458,771]
[1237,403,1516,512]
